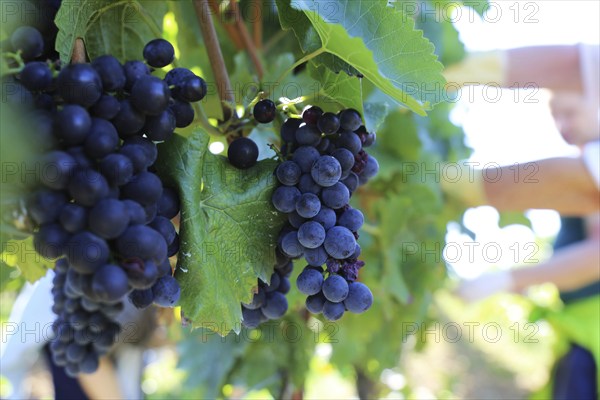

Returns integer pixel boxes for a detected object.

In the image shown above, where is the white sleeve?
[0,270,55,399]
[583,141,600,189]
[579,43,600,112]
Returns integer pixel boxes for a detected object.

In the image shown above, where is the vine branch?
[71,38,86,64]
[231,0,264,79]
[208,0,244,50]
[193,0,236,116]
[251,0,262,49]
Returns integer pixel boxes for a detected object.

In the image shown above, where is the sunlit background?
[446,0,599,279]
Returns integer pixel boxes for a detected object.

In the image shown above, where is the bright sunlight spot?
[208,141,225,154]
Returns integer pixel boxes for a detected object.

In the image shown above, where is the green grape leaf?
[178,329,250,398]
[393,0,489,18]
[362,102,389,133]
[262,53,315,105]
[1,237,53,283]
[275,0,360,76]
[155,130,286,335]
[375,196,412,303]
[307,63,363,114]
[55,0,165,64]
[461,0,490,17]
[283,0,445,115]
[228,317,315,394]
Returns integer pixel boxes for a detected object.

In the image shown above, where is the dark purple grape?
[322,300,345,321]
[164,68,195,86]
[292,146,320,173]
[129,289,154,309]
[149,216,176,245]
[90,95,121,120]
[302,106,323,125]
[280,118,301,143]
[98,154,134,186]
[122,259,159,289]
[33,224,70,259]
[20,61,52,91]
[123,60,150,91]
[84,118,119,159]
[317,112,340,134]
[68,169,109,207]
[112,99,145,137]
[121,172,163,206]
[57,64,103,107]
[152,276,180,307]
[88,199,130,239]
[157,188,180,219]
[65,231,110,274]
[55,105,92,145]
[59,204,88,233]
[39,151,77,190]
[344,282,373,313]
[227,137,258,169]
[174,75,207,102]
[296,267,324,295]
[306,292,326,314]
[169,100,194,128]
[253,99,276,124]
[92,264,130,302]
[143,39,175,68]
[131,76,170,116]
[339,109,362,131]
[143,110,175,142]
[27,190,67,225]
[91,55,126,92]
[116,225,166,262]
[10,26,44,60]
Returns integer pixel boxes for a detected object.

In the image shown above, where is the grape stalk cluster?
[2,29,198,374]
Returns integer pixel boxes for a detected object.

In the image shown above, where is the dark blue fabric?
[44,344,89,400]
[554,217,586,250]
[553,344,598,400]
[554,217,600,304]
[552,217,598,399]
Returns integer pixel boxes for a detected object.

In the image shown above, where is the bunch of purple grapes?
[240,256,293,328]
[240,105,377,327]
[274,107,376,321]
[2,33,202,373]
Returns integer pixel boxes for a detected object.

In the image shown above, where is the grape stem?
[273,48,326,88]
[2,51,25,74]
[193,0,236,116]
[360,223,380,236]
[268,144,285,162]
[71,38,86,64]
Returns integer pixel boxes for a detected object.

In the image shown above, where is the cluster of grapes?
[2,33,200,373]
[1,0,61,63]
[240,258,293,328]
[48,258,122,376]
[269,107,377,321]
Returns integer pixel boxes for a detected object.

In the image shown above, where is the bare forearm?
[78,356,124,399]
[512,239,600,292]
[505,46,583,92]
[483,158,599,214]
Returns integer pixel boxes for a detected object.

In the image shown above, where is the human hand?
[455,270,515,303]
